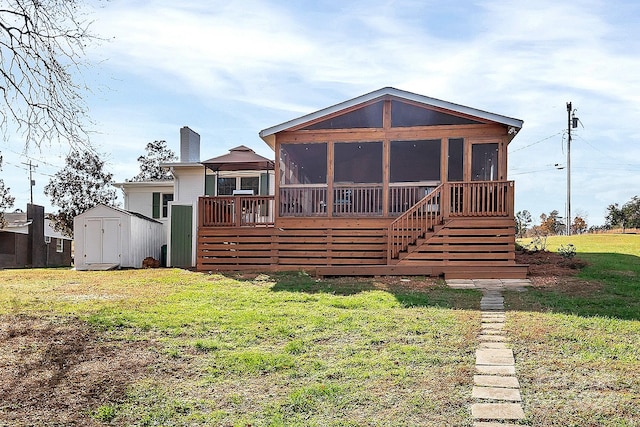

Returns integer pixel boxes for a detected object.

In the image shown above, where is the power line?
[510,131,563,153]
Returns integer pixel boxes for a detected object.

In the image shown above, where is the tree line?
[516,195,640,238]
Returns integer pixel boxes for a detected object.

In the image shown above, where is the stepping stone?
[480,329,503,335]
[481,297,504,302]
[481,323,504,330]
[476,365,516,375]
[472,386,522,401]
[448,283,477,289]
[471,403,525,420]
[478,335,506,342]
[475,279,503,286]
[476,349,514,366]
[481,314,505,319]
[446,280,475,289]
[478,342,508,349]
[474,375,520,388]
[475,422,523,427]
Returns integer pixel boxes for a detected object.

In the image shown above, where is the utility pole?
[566,102,578,236]
[21,161,38,205]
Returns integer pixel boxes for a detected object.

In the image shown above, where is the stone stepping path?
[446,279,531,426]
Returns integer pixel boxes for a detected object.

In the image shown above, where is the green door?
[171,205,193,267]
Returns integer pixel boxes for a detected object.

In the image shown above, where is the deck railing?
[388,185,442,260]
[199,196,275,227]
[387,181,514,260]
[448,181,513,217]
[199,181,513,229]
[333,185,383,216]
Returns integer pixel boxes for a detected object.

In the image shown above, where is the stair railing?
[387,184,443,261]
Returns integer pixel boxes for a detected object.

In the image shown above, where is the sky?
[2,0,639,227]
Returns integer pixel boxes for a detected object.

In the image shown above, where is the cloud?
[75,0,640,226]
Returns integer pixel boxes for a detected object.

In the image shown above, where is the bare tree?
[0,154,15,227]
[0,0,97,150]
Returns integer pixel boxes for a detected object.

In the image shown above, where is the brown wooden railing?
[333,185,383,216]
[388,185,443,261]
[388,181,514,260]
[199,181,513,232]
[279,186,327,216]
[448,181,514,217]
[199,196,275,227]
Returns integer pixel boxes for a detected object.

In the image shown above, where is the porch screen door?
[471,143,498,181]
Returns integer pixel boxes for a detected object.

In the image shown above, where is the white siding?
[126,215,163,267]
[74,205,163,270]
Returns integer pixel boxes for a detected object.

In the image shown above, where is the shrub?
[558,244,576,259]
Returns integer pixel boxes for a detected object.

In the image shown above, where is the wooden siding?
[396,218,516,267]
[197,215,526,278]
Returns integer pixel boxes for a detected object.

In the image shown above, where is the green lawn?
[510,233,640,426]
[0,270,480,426]
[0,234,638,426]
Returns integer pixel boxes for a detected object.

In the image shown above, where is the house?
[0,204,72,268]
[196,87,527,279]
[73,204,163,270]
[115,126,275,268]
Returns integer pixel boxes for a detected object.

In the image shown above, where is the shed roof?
[201,145,274,172]
[259,87,524,148]
[77,204,162,224]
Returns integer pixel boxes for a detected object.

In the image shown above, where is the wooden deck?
[196,181,527,279]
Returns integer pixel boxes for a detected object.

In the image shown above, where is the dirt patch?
[0,315,159,426]
[515,250,603,295]
[516,249,587,277]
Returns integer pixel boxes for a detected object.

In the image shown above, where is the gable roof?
[77,204,162,224]
[259,87,523,148]
[201,145,274,172]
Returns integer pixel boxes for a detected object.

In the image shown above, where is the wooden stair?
[395,217,527,279]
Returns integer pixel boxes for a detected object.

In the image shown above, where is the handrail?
[387,181,514,260]
[387,184,443,261]
[199,196,275,227]
[448,181,514,217]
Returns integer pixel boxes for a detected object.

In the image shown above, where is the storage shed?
[74,204,163,270]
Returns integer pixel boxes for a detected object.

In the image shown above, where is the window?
[390,139,441,182]
[302,101,383,130]
[448,138,464,181]
[391,100,482,127]
[45,236,51,244]
[153,192,174,218]
[334,141,383,183]
[162,194,173,218]
[280,143,327,185]
[217,177,236,195]
[472,143,499,181]
[56,238,64,253]
[240,177,260,195]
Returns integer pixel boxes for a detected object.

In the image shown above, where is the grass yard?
[510,233,640,426]
[0,233,638,426]
[0,270,480,426]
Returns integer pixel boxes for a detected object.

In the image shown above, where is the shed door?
[84,217,121,264]
[102,218,121,264]
[84,218,104,263]
[171,205,192,267]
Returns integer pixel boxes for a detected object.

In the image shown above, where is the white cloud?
[9,0,635,225]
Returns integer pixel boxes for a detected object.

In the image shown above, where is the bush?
[558,244,576,259]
